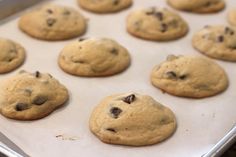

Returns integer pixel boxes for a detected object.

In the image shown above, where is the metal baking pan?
[0,0,235,157]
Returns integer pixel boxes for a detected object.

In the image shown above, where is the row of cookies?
[77,0,226,14]
[0,71,176,146]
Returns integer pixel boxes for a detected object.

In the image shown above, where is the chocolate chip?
[225,27,234,35]
[179,75,187,80]
[123,94,136,104]
[35,71,40,78]
[110,107,122,119]
[47,18,56,27]
[15,103,28,111]
[155,12,163,21]
[106,128,116,133]
[205,2,211,7]
[110,48,118,55]
[146,7,155,15]
[73,60,86,64]
[113,0,119,5]
[32,95,48,105]
[8,58,13,62]
[47,9,53,14]
[166,71,177,79]
[217,35,224,42]
[160,23,168,32]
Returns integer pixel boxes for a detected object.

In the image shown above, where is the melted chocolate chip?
[32,96,48,105]
[47,18,56,27]
[123,94,136,104]
[225,27,234,35]
[160,23,168,32]
[110,48,118,55]
[35,71,40,78]
[47,9,53,14]
[113,0,119,5]
[166,71,177,79]
[179,75,187,80]
[155,12,163,21]
[217,35,224,42]
[110,107,122,118]
[106,128,116,133]
[15,103,28,111]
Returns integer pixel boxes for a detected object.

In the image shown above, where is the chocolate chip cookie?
[0,38,25,73]
[151,55,228,98]
[19,4,87,40]
[0,71,69,120]
[89,93,177,146]
[78,0,132,13]
[167,0,225,13]
[192,25,236,62]
[126,7,189,41]
[58,38,131,77]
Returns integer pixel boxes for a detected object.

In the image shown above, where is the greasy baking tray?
[0,0,235,157]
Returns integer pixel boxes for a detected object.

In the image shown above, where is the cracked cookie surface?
[0,71,69,120]
[126,7,188,41]
[167,0,225,13]
[192,25,236,62]
[78,0,132,13]
[89,93,176,146]
[0,38,25,73]
[58,38,131,77]
[151,55,228,98]
[19,4,87,40]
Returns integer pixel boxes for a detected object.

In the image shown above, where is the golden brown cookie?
[89,93,177,146]
[19,4,87,40]
[151,55,228,98]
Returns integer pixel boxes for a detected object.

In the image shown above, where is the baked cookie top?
[0,71,69,120]
[228,9,236,26]
[192,25,236,62]
[151,55,228,98]
[78,0,132,13]
[0,38,25,73]
[126,7,189,41]
[89,93,176,146]
[58,38,131,77]
[19,4,87,40]
[167,0,225,13]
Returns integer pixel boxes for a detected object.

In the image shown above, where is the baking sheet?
[0,0,236,157]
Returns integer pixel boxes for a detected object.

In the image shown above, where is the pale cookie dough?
[0,38,25,73]
[151,55,228,98]
[192,25,236,62]
[19,4,87,40]
[167,0,225,13]
[228,9,236,26]
[89,93,177,146]
[126,7,188,41]
[77,0,132,13]
[0,71,69,120]
[58,38,131,77]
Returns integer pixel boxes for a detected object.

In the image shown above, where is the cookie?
[77,0,132,13]
[19,4,87,40]
[192,25,236,62]
[151,55,228,98]
[126,7,189,41]
[89,93,176,146]
[0,38,25,73]
[167,0,225,13]
[228,9,236,26]
[58,38,131,77]
[0,71,69,120]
